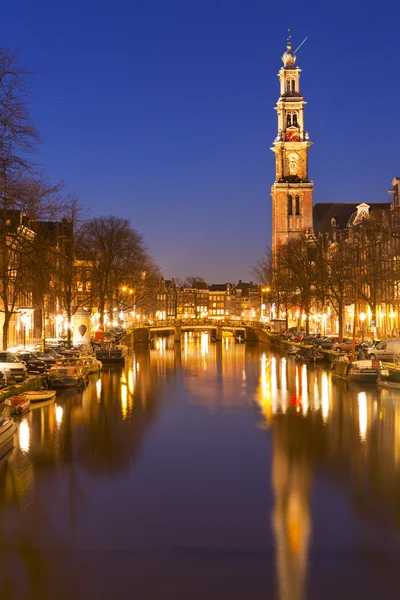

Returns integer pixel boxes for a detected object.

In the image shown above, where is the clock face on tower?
[286,129,299,142]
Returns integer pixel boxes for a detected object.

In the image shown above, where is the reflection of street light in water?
[19,419,30,452]
[358,391,368,442]
[55,404,63,426]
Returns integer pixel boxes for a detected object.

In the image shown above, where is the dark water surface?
[2,334,400,599]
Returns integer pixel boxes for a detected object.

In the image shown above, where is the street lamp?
[261,287,270,322]
[359,312,366,343]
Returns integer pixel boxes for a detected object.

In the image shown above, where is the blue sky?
[3,0,400,281]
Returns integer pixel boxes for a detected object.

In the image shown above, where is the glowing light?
[358,392,368,442]
[281,357,287,391]
[225,337,229,350]
[19,419,30,453]
[201,332,209,357]
[259,353,272,419]
[96,378,102,401]
[302,364,308,415]
[55,404,63,426]
[313,378,320,410]
[359,312,366,322]
[121,383,128,419]
[128,368,135,396]
[321,372,329,423]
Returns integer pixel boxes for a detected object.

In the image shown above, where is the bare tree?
[314,233,355,340]
[81,215,160,326]
[278,235,317,335]
[252,245,295,327]
[52,196,92,345]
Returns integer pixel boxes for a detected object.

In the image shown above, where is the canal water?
[1,333,400,599]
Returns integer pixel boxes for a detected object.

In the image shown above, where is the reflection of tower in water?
[271,416,312,600]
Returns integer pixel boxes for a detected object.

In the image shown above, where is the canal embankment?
[0,375,42,405]
[264,332,340,363]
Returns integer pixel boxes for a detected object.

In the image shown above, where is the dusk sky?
[3,0,400,282]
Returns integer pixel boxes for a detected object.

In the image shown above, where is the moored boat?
[331,358,379,383]
[295,346,324,363]
[0,416,16,451]
[4,395,30,415]
[47,366,88,388]
[81,356,103,374]
[24,390,56,402]
[378,362,400,389]
[286,345,300,356]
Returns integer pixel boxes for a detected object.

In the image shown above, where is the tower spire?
[271,35,314,256]
[282,28,296,67]
[287,27,292,50]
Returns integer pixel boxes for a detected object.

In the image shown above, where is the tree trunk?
[2,313,11,351]
[66,305,72,346]
[338,297,344,341]
[41,308,46,352]
[305,310,310,335]
[371,302,377,338]
[99,293,105,327]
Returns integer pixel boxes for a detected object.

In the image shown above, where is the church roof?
[313,202,391,234]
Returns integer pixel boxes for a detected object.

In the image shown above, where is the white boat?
[81,356,103,374]
[0,417,16,451]
[24,390,56,402]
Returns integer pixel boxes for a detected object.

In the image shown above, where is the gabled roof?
[191,281,208,290]
[313,202,391,234]
[209,283,230,292]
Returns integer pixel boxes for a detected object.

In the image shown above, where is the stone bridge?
[126,319,271,347]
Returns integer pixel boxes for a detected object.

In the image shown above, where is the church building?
[271,33,313,255]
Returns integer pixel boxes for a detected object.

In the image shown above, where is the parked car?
[317,336,340,350]
[366,339,400,362]
[332,339,354,353]
[0,352,28,383]
[15,352,48,374]
[280,328,305,340]
[301,334,321,345]
[32,351,57,366]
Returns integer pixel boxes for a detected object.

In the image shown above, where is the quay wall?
[0,375,42,405]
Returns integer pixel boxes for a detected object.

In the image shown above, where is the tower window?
[287,114,292,127]
[286,80,290,93]
[291,79,296,92]
[288,195,293,216]
[295,195,300,215]
[293,113,298,127]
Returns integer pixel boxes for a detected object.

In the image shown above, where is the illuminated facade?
[271,33,313,256]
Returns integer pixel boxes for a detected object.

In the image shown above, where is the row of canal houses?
[155,279,262,322]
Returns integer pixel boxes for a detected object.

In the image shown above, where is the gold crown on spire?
[282,27,296,67]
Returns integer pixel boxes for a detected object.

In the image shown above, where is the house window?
[288,195,293,216]
[295,195,300,215]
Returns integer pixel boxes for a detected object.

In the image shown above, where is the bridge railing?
[127,318,271,331]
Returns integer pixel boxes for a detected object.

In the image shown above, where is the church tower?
[271,32,314,255]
